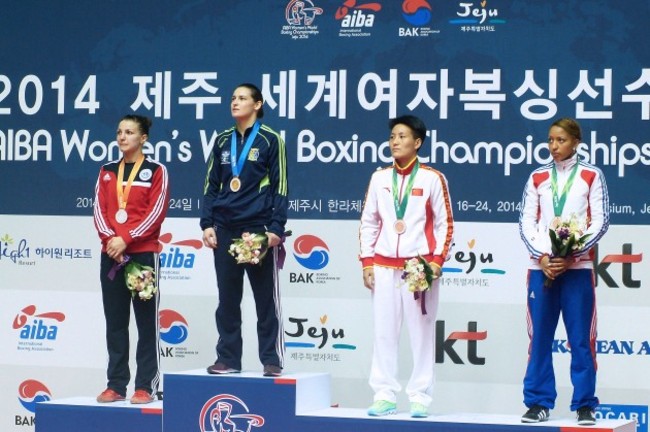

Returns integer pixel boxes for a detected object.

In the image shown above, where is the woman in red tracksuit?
[93,114,169,405]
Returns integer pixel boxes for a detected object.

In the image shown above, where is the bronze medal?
[394,219,406,234]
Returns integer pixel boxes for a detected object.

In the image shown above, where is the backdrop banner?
[1,2,648,431]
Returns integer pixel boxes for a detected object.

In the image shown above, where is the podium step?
[300,408,636,432]
[163,369,635,432]
[35,397,162,432]
[163,370,330,431]
[35,371,636,432]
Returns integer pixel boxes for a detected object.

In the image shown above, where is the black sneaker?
[521,405,550,423]
[263,364,282,377]
[577,406,596,426]
[206,362,240,374]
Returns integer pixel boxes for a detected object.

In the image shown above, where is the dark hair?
[389,115,427,143]
[550,117,581,142]
[120,114,152,136]
[236,83,264,119]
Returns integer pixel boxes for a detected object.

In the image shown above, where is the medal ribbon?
[116,154,145,210]
[550,158,579,217]
[230,121,261,179]
[392,160,419,220]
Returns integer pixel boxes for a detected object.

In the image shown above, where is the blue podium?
[36,370,636,432]
[35,397,162,432]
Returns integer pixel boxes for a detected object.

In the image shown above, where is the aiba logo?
[159,233,202,270]
[335,0,381,36]
[16,379,51,426]
[199,394,264,432]
[13,305,65,341]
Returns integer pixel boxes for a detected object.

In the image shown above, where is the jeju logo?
[199,394,265,432]
[159,309,189,345]
[292,235,329,270]
[18,380,51,413]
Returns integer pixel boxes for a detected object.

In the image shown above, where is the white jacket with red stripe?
[518,153,610,269]
[359,160,454,269]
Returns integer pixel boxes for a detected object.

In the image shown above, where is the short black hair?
[389,115,426,142]
[120,114,152,135]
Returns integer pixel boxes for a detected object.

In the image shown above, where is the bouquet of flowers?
[125,261,157,300]
[401,256,436,293]
[545,214,592,287]
[229,232,269,264]
[229,231,293,266]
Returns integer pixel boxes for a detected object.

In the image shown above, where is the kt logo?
[436,321,487,365]
[593,244,643,288]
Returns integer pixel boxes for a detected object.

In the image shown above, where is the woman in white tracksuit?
[359,115,454,418]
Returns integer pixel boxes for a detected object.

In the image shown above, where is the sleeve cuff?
[360,257,374,268]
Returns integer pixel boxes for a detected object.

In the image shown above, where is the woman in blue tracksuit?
[200,83,288,377]
[519,118,609,426]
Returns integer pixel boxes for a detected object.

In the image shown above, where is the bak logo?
[199,394,265,432]
[18,380,51,413]
[292,235,329,270]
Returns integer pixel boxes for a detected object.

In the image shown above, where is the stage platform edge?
[35,397,162,432]
[36,370,636,432]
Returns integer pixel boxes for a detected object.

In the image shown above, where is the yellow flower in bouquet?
[544,213,592,287]
[548,214,591,257]
[229,232,269,265]
[401,256,436,292]
[125,261,157,300]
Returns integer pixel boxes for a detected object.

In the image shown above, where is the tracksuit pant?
[524,268,599,411]
[212,225,284,371]
[100,252,160,397]
[369,265,440,407]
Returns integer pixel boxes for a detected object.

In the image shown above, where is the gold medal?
[394,219,406,234]
[230,177,241,192]
[115,209,128,224]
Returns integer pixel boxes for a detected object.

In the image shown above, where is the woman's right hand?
[202,227,217,249]
[541,255,572,280]
[363,268,375,290]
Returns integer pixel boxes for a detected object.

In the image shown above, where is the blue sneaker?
[367,400,397,416]
[410,402,428,418]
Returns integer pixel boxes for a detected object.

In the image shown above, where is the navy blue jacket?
[200,123,288,237]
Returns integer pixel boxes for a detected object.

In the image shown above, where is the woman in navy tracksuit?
[200,83,288,377]
[519,118,609,425]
